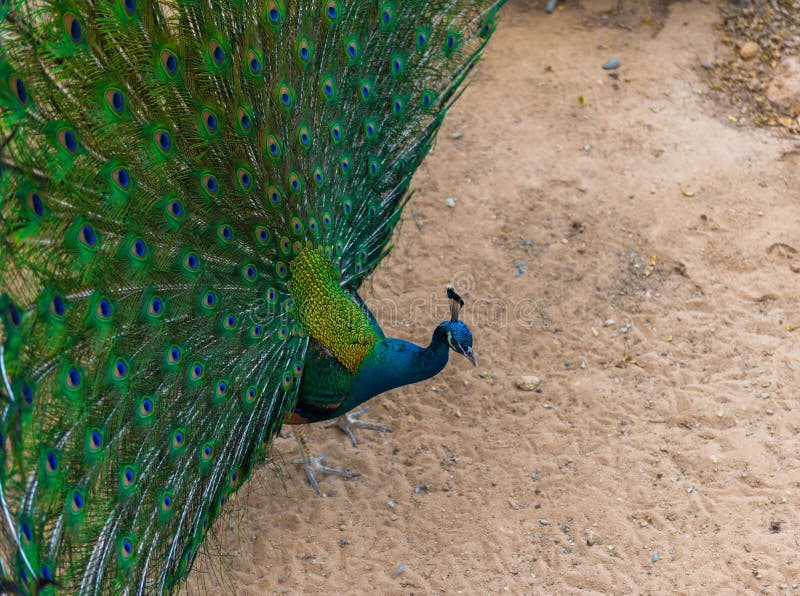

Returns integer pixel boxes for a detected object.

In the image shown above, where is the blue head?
[438,287,477,366]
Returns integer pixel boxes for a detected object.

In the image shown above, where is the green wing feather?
[0,0,505,592]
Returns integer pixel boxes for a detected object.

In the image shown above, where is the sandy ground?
[186,1,800,593]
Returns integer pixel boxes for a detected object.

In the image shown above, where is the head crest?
[446,286,464,322]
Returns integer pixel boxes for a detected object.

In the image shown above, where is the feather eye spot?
[106,89,124,114]
[64,14,82,44]
[184,252,199,271]
[97,298,111,320]
[131,238,147,259]
[243,264,257,281]
[66,367,81,390]
[280,91,290,106]
[250,324,262,338]
[249,56,262,74]
[27,192,44,216]
[275,262,288,278]
[224,314,237,329]
[202,292,217,308]
[346,41,357,58]
[161,494,173,512]
[291,217,303,234]
[299,131,310,145]
[71,490,84,513]
[168,200,184,219]
[122,466,135,487]
[340,157,350,173]
[122,539,133,557]
[331,125,341,142]
[288,174,301,193]
[148,296,163,317]
[191,363,204,380]
[281,371,293,389]
[238,109,252,132]
[173,429,184,447]
[279,237,291,253]
[219,225,233,242]
[268,7,280,23]
[266,288,277,303]
[161,50,178,76]
[256,226,270,244]
[59,128,78,153]
[50,294,65,318]
[138,396,153,417]
[203,175,218,195]
[122,0,136,15]
[268,187,282,206]
[89,428,103,451]
[299,43,310,62]
[382,8,392,25]
[325,1,338,21]
[113,358,128,380]
[78,223,96,248]
[10,76,28,105]
[202,110,218,134]
[113,167,130,190]
[202,444,213,459]
[314,168,324,186]
[308,217,318,233]
[417,33,427,47]
[209,41,225,66]
[45,451,58,473]
[278,326,289,340]
[293,362,303,377]
[216,380,228,396]
[168,346,181,364]
[155,130,171,152]
[322,212,332,227]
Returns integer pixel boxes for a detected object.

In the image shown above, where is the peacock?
[0,0,503,593]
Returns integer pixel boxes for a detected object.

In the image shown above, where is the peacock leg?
[324,405,392,448]
[292,427,360,493]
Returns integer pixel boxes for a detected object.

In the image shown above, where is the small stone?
[652,552,661,563]
[395,563,406,576]
[770,519,783,533]
[515,376,541,391]
[586,531,597,546]
[444,197,456,208]
[450,132,463,140]
[739,41,760,61]
[602,58,621,70]
[539,518,550,526]
[686,486,693,494]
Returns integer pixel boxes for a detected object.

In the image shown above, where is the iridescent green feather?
[0,0,505,593]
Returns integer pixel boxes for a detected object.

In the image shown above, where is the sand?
[186,1,800,593]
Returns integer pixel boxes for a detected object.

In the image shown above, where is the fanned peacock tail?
[0,0,505,592]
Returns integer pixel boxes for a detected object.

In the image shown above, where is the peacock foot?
[293,428,359,493]
[324,405,392,448]
[292,452,360,494]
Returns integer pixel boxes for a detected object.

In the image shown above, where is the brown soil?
[186,1,800,593]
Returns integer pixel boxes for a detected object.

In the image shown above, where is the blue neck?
[339,326,450,415]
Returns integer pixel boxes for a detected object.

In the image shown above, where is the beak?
[463,347,477,367]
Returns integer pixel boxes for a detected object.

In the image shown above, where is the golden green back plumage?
[0,0,505,592]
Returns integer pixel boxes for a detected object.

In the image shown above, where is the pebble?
[515,375,541,391]
[739,40,760,61]
[539,518,550,526]
[444,197,456,208]
[414,484,430,494]
[395,563,406,576]
[450,132,463,140]
[652,552,661,563]
[602,58,621,70]
[686,486,694,494]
